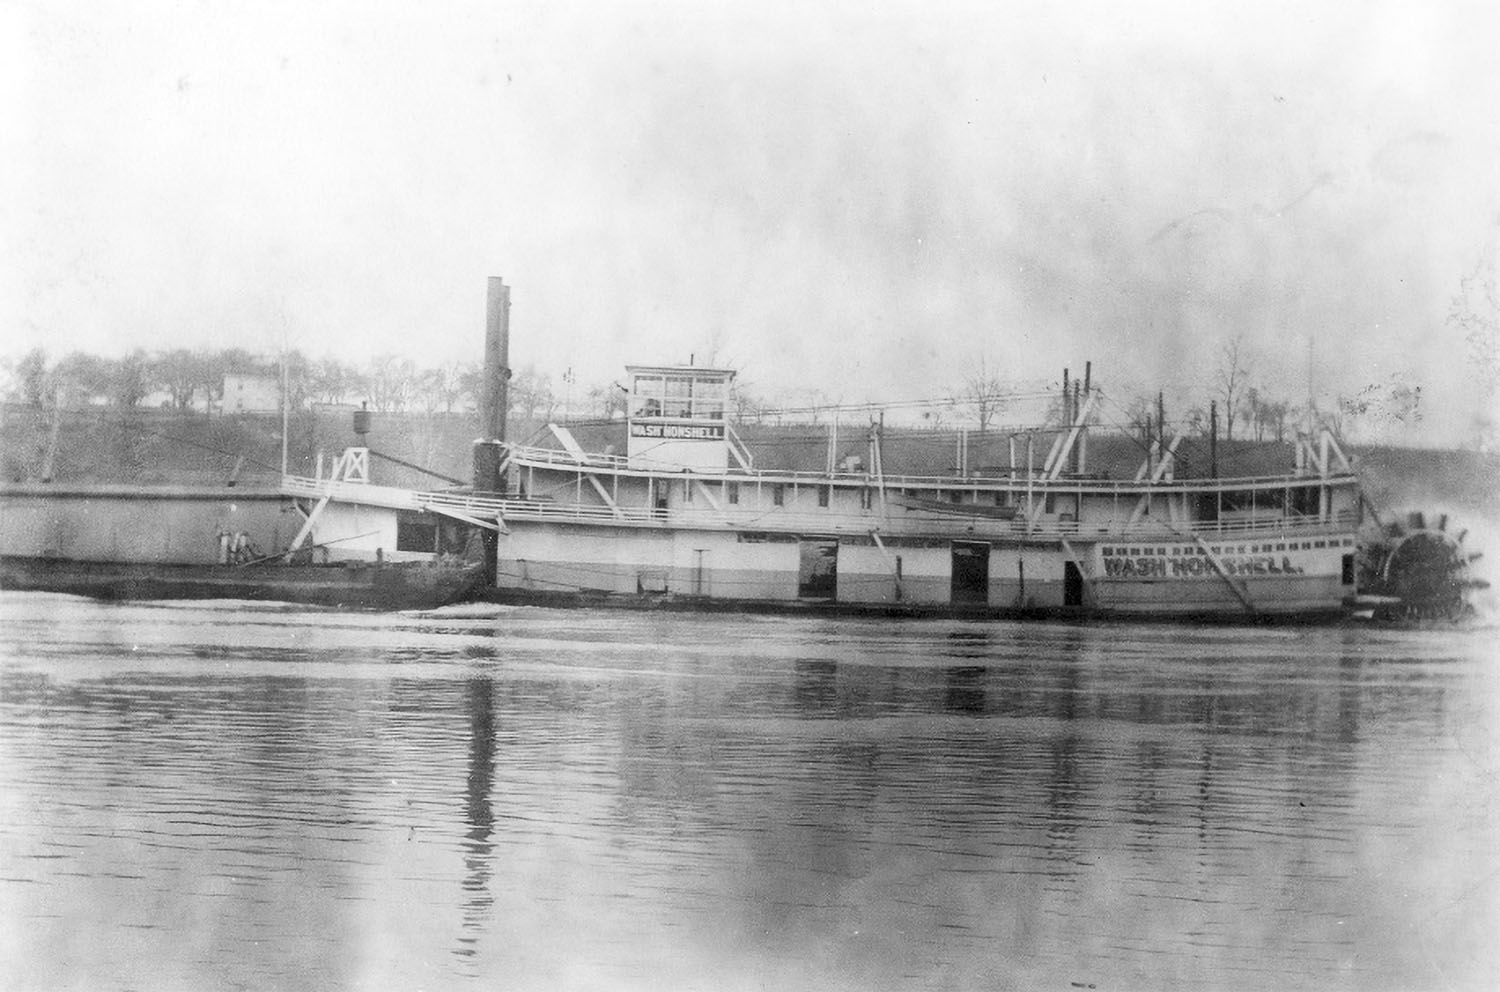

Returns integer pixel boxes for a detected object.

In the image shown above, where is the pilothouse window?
[630,369,730,420]
[664,376,693,417]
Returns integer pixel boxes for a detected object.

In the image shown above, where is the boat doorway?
[1064,560,1084,606]
[798,539,838,599]
[950,542,990,605]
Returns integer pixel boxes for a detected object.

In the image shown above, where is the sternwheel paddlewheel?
[1361,511,1489,622]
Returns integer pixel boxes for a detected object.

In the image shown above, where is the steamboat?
[9,278,1479,619]
[282,278,1391,621]
[474,366,1364,620]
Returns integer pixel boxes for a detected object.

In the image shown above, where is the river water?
[1,593,1496,991]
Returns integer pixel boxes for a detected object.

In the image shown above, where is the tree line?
[0,334,1472,449]
[0,347,630,422]
[954,332,1438,447]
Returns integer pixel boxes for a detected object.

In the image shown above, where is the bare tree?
[281,350,313,411]
[508,365,556,424]
[52,352,112,405]
[585,381,628,420]
[1263,398,1293,442]
[435,361,474,413]
[1244,386,1263,440]
[104,350,152,408]
[728,379,768,425]
[1119,391,1155,438]
[411,367,447,416]
[151,349,208,410]
[956,355,1006,431]
[1213,334,1255,441]
[363,354,417,413]
[309,357,358,406]
[456,363,486,414]
[7,348,51,407]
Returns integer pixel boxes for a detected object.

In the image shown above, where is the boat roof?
[625,364,736,378]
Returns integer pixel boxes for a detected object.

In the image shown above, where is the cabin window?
[630,371,734,419]
[396,515,438,553]
[727,482,739,505]
[818,486,830,507]
[773,484,785,507]
[949,491,963,504]
[1342,554,1355,585]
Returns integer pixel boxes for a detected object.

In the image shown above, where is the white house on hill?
[222,372,281,413]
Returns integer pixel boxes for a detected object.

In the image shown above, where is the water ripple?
[1,593,1496,990]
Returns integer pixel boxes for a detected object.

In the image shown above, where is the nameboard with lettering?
[630,423,726,441]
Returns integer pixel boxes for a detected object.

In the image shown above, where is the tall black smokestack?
[474,277,511,587]
[474,276,511,492]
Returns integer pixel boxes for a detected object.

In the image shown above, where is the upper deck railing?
[501,441,1358,495]
[280,472,1358,542]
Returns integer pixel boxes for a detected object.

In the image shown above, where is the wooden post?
[1080,361,1091,475]
[1072,380,1082,472]
[1157,391,1165,455]
[1210,401,1219,478]
[1062,368,1070,428]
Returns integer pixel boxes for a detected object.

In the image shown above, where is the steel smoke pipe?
[473,277,511,496]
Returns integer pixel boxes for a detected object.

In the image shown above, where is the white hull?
[490,517,1358,620]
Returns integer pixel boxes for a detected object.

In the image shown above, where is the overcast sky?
[4,1,1498,443]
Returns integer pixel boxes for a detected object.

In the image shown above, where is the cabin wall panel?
[672,531,798,600]
[495,524,801,599]
[0,494,286,564]
[989,545,1065,605]
[989,578,1065,608]
[836,544,950,605]
[835,544,897,604]
[314,504,410,562]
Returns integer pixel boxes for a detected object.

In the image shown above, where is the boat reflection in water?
[0,594,1496,990]
[457,676,497,967]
